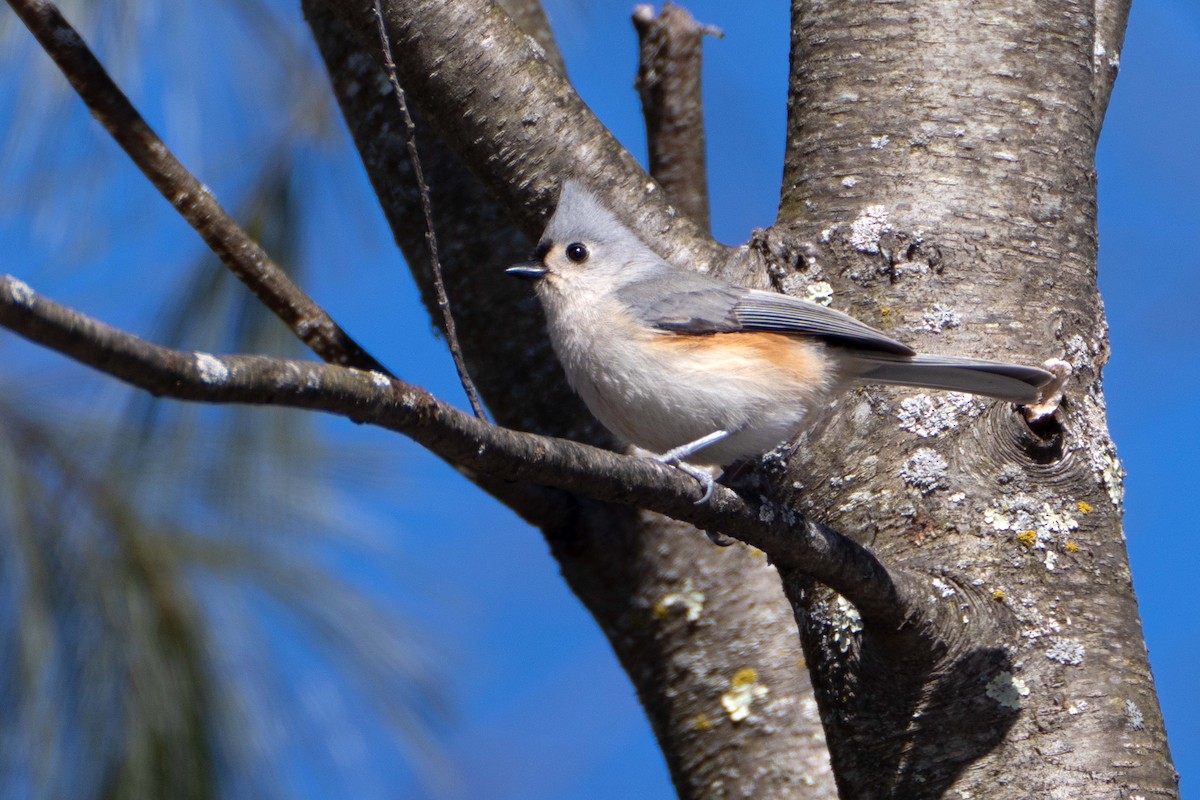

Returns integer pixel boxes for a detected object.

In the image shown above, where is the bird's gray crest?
[544,181,638,250]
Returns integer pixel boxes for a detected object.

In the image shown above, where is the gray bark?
[766,0,1175,797]
[5,0,1175,796]
[305,1,834,796]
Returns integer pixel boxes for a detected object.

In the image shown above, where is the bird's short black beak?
[506,262,548,280]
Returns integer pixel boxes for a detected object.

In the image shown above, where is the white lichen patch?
[1125,699,1145,730]
[656,578,705,623]
[780,273,818,300]
[841,176,859,188]
[986,494,1040,536]
[931,577,957,599]
[1039,504,1080,537]
[870,134,890,149]
[829,473,857,489]
[5,276,35,306]
[985,671,1029,710]
[891,259,931,279]
[1021,612,1063,641]
[837,490,874,514]
[1064,334,1090,365]
[1093,42,1119,70]
[921,305,962,332]
[850,205,890,254]
[1086,437,1126,508]
[831,595,863,654]
[984,494,1078,557]
[369,370,392,388]
[803,280,834,306]
[194,353,229,384]
[897,393,982,438]
[720,668,769,723]
[901,448,949,494]
[1046,637,1085,666]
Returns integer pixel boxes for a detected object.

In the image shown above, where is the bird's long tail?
[853,353,1053,404]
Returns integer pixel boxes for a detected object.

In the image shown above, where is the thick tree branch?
[6,0,385,373]
[1,271,930,634]
[321,0,733,274]
[632,3,717,231]
[772,1,1175,795]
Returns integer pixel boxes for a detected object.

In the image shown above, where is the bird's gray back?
[618,269,913,354]
[615,270,746,334]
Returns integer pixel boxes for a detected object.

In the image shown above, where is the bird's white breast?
[536,276,840,465]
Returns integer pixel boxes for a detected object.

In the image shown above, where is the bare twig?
[6,0,387,373]
[632,3,720,231]
[1,271,926,632]
[372,0,487,420]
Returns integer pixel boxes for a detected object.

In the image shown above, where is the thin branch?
[1,271,926,632]
[632,3,720,231]
[371,0,487,420]
[6,0,387,373]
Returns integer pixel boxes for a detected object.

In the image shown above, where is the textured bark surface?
[300,0,1170,798]
[764,0,1174,797]
[306,1,835,795]
[5,0,1174,797]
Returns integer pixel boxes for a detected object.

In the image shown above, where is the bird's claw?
[652,453,717,505]
[651,430,729,505]
[675,460,717,505]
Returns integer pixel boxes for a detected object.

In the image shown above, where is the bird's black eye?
[565,242,589,263]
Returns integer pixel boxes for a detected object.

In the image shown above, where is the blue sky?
[1,0,1196,797]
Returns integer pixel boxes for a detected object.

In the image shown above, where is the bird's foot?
[659,458,718,505]
[650,430,729,505]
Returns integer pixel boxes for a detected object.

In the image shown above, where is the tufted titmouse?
[508,181,1054,501]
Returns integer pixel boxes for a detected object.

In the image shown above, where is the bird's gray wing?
[615,271,746,333]
[619,274,914,355]
[731,289,914,355]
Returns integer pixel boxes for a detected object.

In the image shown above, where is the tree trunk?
[306,0,1175,797]
[304,1,834,796]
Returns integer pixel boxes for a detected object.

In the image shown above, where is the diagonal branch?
[9,0,583,529]
[1,271,928,634]
[6,0,386,374]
